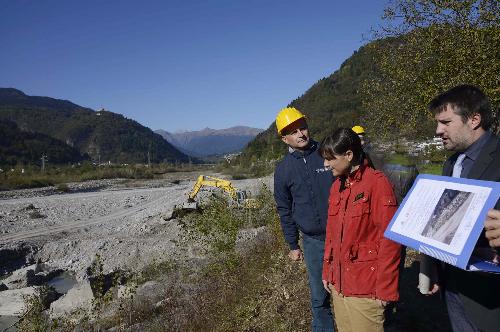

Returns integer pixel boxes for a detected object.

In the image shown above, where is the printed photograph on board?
[421,189,474,245]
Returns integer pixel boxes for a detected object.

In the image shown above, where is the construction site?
[0,172,274,330]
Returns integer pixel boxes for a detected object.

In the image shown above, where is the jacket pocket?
[351,193,370,217]
[343,264,377,296]
[343,242,378,296]
[343,262,377,296]
[349,242,378,262]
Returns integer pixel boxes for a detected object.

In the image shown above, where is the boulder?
[0,243,38,275]
[49,280,94,318]
[0,287,37,315]
[2,263,42,289]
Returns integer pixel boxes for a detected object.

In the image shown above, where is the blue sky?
[0,0,387,132]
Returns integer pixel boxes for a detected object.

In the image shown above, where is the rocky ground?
[0,171,273,329]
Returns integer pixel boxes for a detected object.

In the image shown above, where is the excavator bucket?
[167,201,199,220]
[182,201,198,210]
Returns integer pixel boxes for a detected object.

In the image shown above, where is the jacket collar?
[444,132,498,178]
[467,132,499,179]
[289,140,318,159]
[462,130,492,163]
[349,164,365,183]
[339,163,365,191]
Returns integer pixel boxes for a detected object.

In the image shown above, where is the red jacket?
[322,166,401,301]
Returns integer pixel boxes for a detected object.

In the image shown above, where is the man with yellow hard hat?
[352,125,375,169]
[352,125,368,148]
[274,107,335,332]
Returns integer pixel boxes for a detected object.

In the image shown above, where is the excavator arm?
[188,175,238,202]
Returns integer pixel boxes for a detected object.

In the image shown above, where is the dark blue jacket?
[441,133,500,332]
[274,141,334,249]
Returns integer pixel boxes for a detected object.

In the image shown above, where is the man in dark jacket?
[426,84,500,332]
[274,107,335,332]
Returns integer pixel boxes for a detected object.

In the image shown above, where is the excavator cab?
[236,190,248,202]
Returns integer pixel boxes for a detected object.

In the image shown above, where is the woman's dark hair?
[319,128,363,164]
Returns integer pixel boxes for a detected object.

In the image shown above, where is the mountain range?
[0,88,189,165]
[155,127,263,157]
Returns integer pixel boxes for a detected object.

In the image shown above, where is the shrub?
[55,183,70,192]
[421,145,451,164]
[17,286,68,331]
[0,163,212,190]
[28,210,46,219]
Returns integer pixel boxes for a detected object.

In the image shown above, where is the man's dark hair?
[319,128,362,163]
[429,84,492,130]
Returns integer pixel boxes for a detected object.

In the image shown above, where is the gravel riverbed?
[0,172,273,280]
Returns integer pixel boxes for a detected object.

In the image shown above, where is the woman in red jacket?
[319,128,401,332]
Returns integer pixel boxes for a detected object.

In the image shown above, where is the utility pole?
[41,154,47,172]
[147,142,152,167]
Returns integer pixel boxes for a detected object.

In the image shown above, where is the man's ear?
[470,112,482,129]
[281,136,288,144]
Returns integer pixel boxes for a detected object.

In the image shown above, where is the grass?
[386,152,443,175]
[0,163,209,191]
[215,160,276,180]
[143,211,314,332]
[418,162,443,175]
[387,153,417,166]
[141,188,452,331]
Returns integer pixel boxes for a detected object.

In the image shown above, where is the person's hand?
[322,280,331,293]
[426,283,440,296]
[485,209,500,248]
[377,299,388,307]
[288,249,303,261]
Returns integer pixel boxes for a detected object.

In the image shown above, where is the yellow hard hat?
[351,125,365,135]
[276,107,306,134]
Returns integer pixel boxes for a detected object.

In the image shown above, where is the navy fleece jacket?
[274,141,334,250]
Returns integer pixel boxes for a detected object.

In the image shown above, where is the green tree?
[361,0,499,138]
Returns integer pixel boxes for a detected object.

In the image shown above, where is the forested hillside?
[239,1,499,166]
[0,120,87,166]
[0,88,190,164]
[239,40,382,163]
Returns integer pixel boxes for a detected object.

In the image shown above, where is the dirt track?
[0,187,186,243]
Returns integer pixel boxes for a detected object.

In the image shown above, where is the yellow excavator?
[187,175,247,203]
[173,175,257,215]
